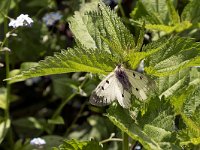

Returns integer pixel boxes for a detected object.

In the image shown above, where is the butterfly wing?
[90,71,131,108]
[114,80,131,108]
[90,72,122,106]
[125,69,149,101]
[90,66,150,108]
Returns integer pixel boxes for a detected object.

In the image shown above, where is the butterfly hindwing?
[125,69,149,100]
[90,72,122,106]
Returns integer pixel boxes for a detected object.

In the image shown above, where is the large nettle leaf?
[167,68,200,146]
[130,0,200,34]
[52,139,102,150]
[106,97,181,150]
[150,66,200,148]
[144,36,200,77]
[6,1,137,83]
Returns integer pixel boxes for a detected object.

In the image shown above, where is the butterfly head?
[116,64,124,70]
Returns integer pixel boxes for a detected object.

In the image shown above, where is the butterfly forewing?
[90,72,121,106]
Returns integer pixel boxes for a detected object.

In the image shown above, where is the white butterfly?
[90,64,149,108]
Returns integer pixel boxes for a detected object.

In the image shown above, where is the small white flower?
[5,32,17,38]
[1,47,11,52]
[135,145,142,150]
[9,14,33,28]
[42,35,49,43]
[144,34,150,40]
[42,12,62,26]
[30,137,46,146]
[0,63,4,68]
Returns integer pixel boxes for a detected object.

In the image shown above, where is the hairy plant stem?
[2,0,13,148]
[122,132,129,150]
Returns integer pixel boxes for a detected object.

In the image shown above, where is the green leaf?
[130,0,193,34]
[137,97,175,132]
[69,12,97,49]
[54,139,102,150]
[0,88,6,110]
[98,2,135,52]
[145,36,200,77]
[0,0,16,23]
[12,117,50,136]
[158,69,190,99]
[106,104,162,150]
[0,119,10,143]
[145,21,192,33]
[68,1,99,50]
[6,48,115,83]
[181,0,200,24]
[181,112,200,138]
[48,116,65,125]
[143,124,171,142]
[42,135,64,149]
[180,137,200,146]
[130,0,165,25]
[135,23,145,52]
[170,68,200,113]
[106,96,182,149]
[168,68,200,146]
[166,0,180,25]
[145,24,175,33]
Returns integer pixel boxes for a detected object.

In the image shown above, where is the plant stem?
[51,76,89,134]
[156,0,159,12]
[52,92,76,119]
[122,132,129,150]
[100,138,123,144]
[52,76,88,119]
[118,0,126,19]
[2,0,13,148]
[64,102,87,136]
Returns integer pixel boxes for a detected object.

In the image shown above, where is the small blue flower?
[42,12,62,26]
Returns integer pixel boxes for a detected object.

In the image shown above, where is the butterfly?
[90,64,150,108]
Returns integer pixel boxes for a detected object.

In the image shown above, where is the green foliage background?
[0,0,200,150]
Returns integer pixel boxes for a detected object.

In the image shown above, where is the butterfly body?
[115,65,132,91]
[90,65,149,108]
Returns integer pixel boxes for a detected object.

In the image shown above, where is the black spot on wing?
[101,86,104,90]
[133,73,135,77]
[122,94,124,97]
[89,93,109,106]
[136,88,139,91]
[106,80,109,84]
